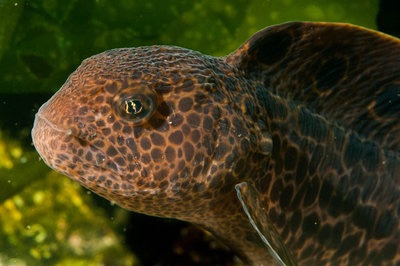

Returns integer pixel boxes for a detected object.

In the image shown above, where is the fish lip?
[32,111,73,138]
[32,111,112,172]
[32,111,157,196]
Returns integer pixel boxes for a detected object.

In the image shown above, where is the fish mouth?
[32,111,70,168]
[32,111,73,137]
[32,111,119,177]
[31,110,158,197]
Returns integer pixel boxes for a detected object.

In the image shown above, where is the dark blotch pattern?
[375,84,400,118]
[249,29,292,65]
[178,97,193,112]
[31,21,400,266]
[169,130,183,145]
[150,132,166,146]
[316,57,346,91]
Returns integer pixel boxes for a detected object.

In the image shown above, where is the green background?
[0,0,378,94]
[0,0,394,265]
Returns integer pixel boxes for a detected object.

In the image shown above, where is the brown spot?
[151,148,163,162]
[96,120,105,127]
[141,153,151,164]
[112,122,122,131]
[106,146,118,157]
[85,152,93,161]
[78,106,88,115]
[191,129,200,142]
[202,115,214,131]
[94,140,105,148]
[169,130,183,145]
[114,156,126,166]
[122,125,132,134]
[154,169,169,181]
[95,95,104,103]
[165,146,176,162]
[187,113,201,128]
[178,97,193,112]
[169,113,184,127]
[183,142,194,161]
[150,132,166,146]
[140,137,151,150]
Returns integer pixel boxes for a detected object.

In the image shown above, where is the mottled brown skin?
[32,22,400,265]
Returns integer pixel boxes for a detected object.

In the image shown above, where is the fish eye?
[114,89,157,125]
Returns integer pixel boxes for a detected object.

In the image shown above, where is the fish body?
[32,22,400,265]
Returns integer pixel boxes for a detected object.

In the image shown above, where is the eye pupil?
[114,86,158,126]
[114,88,157,125]
[125,99,143,114]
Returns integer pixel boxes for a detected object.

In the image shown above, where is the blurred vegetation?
[0,0,380,264]
[0,133,137,265]
[0,0,378,93]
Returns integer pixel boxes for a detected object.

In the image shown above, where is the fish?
[32,22,400,265]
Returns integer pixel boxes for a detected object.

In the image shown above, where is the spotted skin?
[32,22,400,265]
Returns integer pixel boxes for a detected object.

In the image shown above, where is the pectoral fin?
[235,182,297,266]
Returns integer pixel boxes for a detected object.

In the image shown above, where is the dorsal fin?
[225,22,400,151]
[235,182,297,266]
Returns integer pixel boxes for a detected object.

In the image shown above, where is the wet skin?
[32,22,400,265]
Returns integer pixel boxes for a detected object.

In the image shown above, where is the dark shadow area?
[377,0,400,37]
[0,93,53,146]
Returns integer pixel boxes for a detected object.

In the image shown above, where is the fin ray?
[226,22,400,150]
[235,182,297,266]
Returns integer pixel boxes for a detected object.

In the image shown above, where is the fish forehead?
[38,46,224,126]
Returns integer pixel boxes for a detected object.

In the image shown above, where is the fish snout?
[32,111,72,172]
